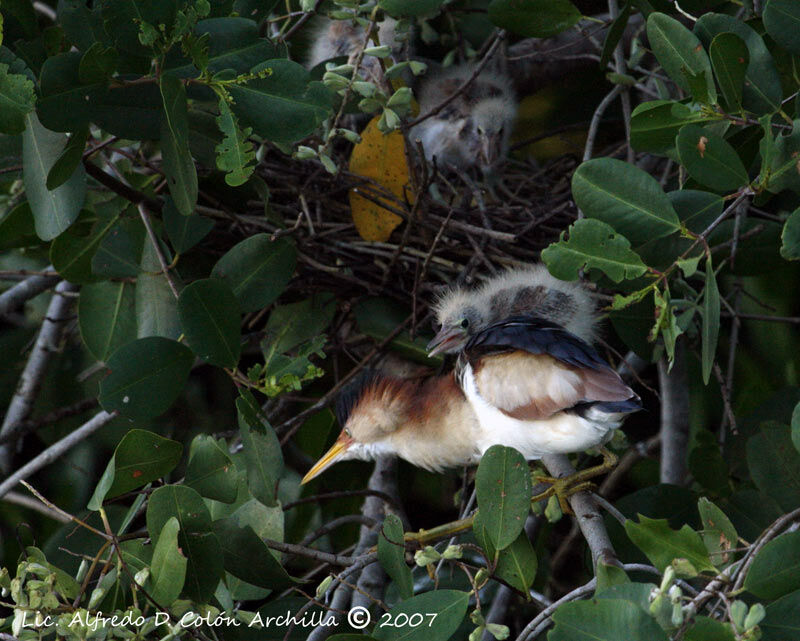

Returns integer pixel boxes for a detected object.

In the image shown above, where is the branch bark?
[0,281,78,474]
[0,267,60,316]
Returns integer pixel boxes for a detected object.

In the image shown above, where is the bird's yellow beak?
[301,434,353,484]
[427,325,466,357]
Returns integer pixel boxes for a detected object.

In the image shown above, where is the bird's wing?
[465,315,636,421]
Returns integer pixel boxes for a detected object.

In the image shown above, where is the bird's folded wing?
[471,351,635,421]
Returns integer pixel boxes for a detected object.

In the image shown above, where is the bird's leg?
[530,447,619,514]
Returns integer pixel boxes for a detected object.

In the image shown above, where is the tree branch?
[0,281,78,474]
[0,267,60,316]
[657,342,689,485]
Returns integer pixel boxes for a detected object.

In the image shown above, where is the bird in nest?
[307,17,404,85]
[302,265,640,511]
[409,62,518,176]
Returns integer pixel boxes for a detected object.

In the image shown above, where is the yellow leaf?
[348,116,412,242]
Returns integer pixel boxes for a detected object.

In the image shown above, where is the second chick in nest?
[409,63,518,176]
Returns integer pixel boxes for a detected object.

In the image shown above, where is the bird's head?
[460,97,516,173]
[301,372,408,483]
[428,288,488,356]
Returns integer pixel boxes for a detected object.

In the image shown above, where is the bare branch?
[0,267,60,316]
[658,342,690,485]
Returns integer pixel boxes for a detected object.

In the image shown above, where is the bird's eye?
[461,318,469,328]
[344,427,352,437]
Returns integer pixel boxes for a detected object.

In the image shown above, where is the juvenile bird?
[428,264,597,357]
[301,317,640,492]
[307,17,402,84]
[409,63,518,175]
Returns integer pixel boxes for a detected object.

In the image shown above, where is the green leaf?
[373,590,469,641]
[101,0,177,56]
[264,294,336,354]
[625,515,717,576]
[701,256,720,385]
[781,207,800,260]
[378,514,413,600]
[146,484,223,602]
[50,212,119,283]
[765,120,800,194]
[487,0,581,38]
[572,158,681,244]
[763,0,800,56]
[0,201,39,250]
[212,517,298,589]
[684,616,736,641]
[178,278,241,368]
[237,392,283,507]
[136,239,182,339]
[46,126,88,190]
[228,59,332,146]
[79,280,137,361]
[22,112,86,240]
[694,13,782,115]
[147,517,187,606]
[215,95,256,187]
[88,429,183,509]
[647,12,715,104]
[541,218,648,283]
[354,297,434,363]
[630,100,712,155]
[474,516,538,594]
[676,124,749,192]
[746,421,800,512]
[92,219,145,278]
[185,434,238,503]
[744,531,800,599]
[697,497,737,566]
[599,0,631,70]
[98,337,193,419]
[378,0,445,17]
[793,401,800,454]
[0,61,36,134]
[709,33,748,112]
[550,598,668,641]
[595,561,630,594]
[163,196,214,253]
[160,74,198,216]
[475,445,532,551]
[763,590,800,640]
[211,234,296,312]
[78,41,118,84]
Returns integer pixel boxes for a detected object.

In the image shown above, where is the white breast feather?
[461,363,615,458]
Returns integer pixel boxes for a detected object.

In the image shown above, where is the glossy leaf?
[0,59,36,134]
[178,278,241,368]
[781,207,800,260]
[572,158,680,244]
[676,124,749,192]
[79,280,137,362]
[160,74,198,216]
[475,445,532,551]
[163,197,214,253]
[697,497,737,566]
[22,112,86,240]
[744,530,800,599]
[237,393,283,507]
[684,616,736,641]
[147,517,187,606]
[378,514,413,600]
[647,13,715,103]
[550,598,668,641]
[763,0,800,55]
[212,517,297,589]
[373,590,469,641]
[599,0,631,70]
[378,0,445,17]
[211,234,296,313]
[694,13,782,115]
[746,421,800,512]
[88,429,183,510]
[264,294,336,354]
[349,116,408,242]
[228,59,331,146]
[50,213,119,283]
[793,401,800,454]
[630,100,711,154]
[185,434,238,503]
[709,33,748,112]
[701,256,720,384]
[136,240,182,339]
[78,42,118,84]
[146,484,223,603]
[92,219,144,278]
[541,218,648,283]
[762,589,800,640]
[98,337,193,419]
[625,515,716,576]
[474,514,537,594]
[46,126,89,190]
[487,0,581,38]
